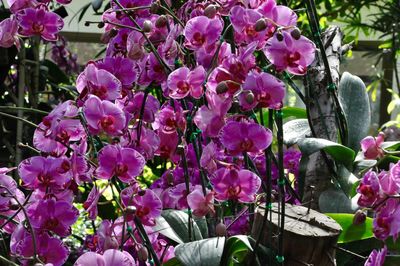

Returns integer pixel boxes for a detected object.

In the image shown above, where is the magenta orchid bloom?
[187,185,215,217]
[210,168,261,203]
[129,189,162,226]
[360,132,385,159]
[16,5,64,41]
[83,95,126,136]
[167,66,206,99]
[373,198,400,240]
[365,246,387,266]
[96,144,146,183]
[0,17,19,48]
[264,30,316,75]
[184,15,223,50]
[239,70,286,110]
[11,226,69,266]
[18,156,72,191]
[230,6,267,46]
[75,249,136,266]
[83,185,102,220]
[96,56,138,89]
[357,170,381,207]
[77,63,122,101]
[220,121,273,155]
[28,198,79,237]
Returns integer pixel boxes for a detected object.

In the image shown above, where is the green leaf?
[154,216,184,244]
[283,119,311,146]
[175,237,225,266]
[337,165,360,196]
[319,188,353,213]
[258,107,307,125]
[193,216,208,239]
[326,213,374,243]
[338,72,371,152]
[377,155,400,170]
[161,210,203,243]
[163,258,183,266]
[297,138,356,167]
[221,235,253,266]
[41,59,70,84]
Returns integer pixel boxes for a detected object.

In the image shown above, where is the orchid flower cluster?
[0,0,316,265]
[357,132,400,241]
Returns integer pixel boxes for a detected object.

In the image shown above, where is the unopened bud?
[176,145,185,156]
[290,28,301,40]
[138,245,149,261]
[215,222,227,237]
[245,91,255,104]
[353,210,367,225]
[155,15,168,28]
[204,5,217,18]
[142,20,153,33]
[84,21,90,27]
[276,32,284,42]
[98,22,105,28]
[150,2,159,14]
[166,172,174,186]
[216,81,229,94]
[125,206,137,215]
[254,18,268,32]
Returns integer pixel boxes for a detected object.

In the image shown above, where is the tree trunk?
[303,26,343,210]
[252,203,342,266]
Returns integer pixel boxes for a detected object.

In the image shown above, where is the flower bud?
[290,28,301,40]
[142,20,153,33]
[215,222,227,236]
[155,15,168,28]
[125,206,137,215]
[150,2,159,14]
[353,210,367,225]
[255,19,268,32]
[216,81,229,94]
[276,32,284,42]
[138,245,149,262]
[166,172,174,186]
[245,91,255,104]
[204,5,217,18]
[98,22,105,29]
[84,21,90,27]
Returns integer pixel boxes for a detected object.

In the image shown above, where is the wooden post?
[252,203,342,266]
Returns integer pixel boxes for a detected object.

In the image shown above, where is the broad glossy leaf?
[221,235,253,266]
[283,119,311,146]
[163,258,183,266]
[338,72,371,152]
[326,213,374,243]
[297,138,356,167]
[161,209,203,243]
[337,165,360,196]
[154,216,184,244]
[319,188,353,213]
[175,237,225,266]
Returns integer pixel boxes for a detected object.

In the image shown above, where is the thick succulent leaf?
[297,138,355,167]
[221,235,253,266]
[338,72,371,152]
[326,213,374,243]
[154,216,184,244]
[319,188,353,213]
[283,119,311,146]
[337,165,360,196]
[175,237,225,266]
[161,209,203,243]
